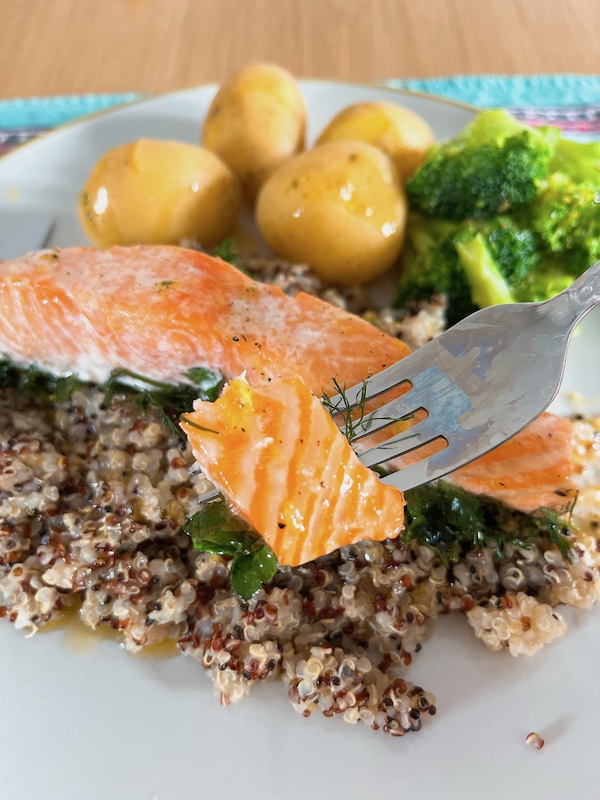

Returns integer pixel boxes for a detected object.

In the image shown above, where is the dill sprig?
[322,378,369,444]
[180,415,221,435]
[322,378,414,445]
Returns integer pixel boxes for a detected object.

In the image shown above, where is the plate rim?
[0,77,477,167]
[1,76,600,800]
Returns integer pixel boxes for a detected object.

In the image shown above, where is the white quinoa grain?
[0,299,599,738]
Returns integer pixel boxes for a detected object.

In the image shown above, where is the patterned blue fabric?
[0,74,599,129]
[0,92,142,128]
[386,74,600,108]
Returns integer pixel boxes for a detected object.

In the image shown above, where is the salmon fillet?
[0,246,409,393]
[448,414,576,513]
[181,376,405,566]
[0,245,576,512]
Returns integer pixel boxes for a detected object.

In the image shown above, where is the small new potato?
[202,62,306,203]
[256,140,407,286]
[78,139,242,249]
[316,101,434,182]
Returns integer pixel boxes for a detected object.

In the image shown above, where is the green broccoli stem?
[455,234,516,308]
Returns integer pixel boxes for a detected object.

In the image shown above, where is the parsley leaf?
[184,499,278,600]
[403,480,575,565]
[231,545,278,600]
[185,499,249,547]
[187,527,252,556]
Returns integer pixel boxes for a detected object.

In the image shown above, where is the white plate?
[0,82,599,800]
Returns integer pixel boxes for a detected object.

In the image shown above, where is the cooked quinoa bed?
[1,382,599,737]
[1,257,599,737]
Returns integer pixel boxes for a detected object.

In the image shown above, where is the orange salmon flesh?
[0,245,577,514]
[181,376,406,566]
[0,245,409,394]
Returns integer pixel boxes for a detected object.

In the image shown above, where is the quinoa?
[1,258,599,738]
[0,386,598,738]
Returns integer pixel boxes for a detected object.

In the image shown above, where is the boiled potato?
[256,140,407,285]
[78,139,242,249]
[316,101,434,182]
[202,63,306,203]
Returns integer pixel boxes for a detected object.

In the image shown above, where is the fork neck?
[549,258,600,330]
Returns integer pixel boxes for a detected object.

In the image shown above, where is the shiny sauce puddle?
[42,603,180,659]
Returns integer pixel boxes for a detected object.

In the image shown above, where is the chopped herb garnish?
[158,280,174,288]
[0,359,89,403]
[185,499,277,599]
[211,237,240,265]
[530,505,576,562]
[180,415,221,435]
[322,378,414,445]
[185,366,224,402]
[0,358,224,439]
[403,480,575,565]
[104,367,223,438]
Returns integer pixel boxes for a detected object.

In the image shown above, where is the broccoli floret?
[453,216,543,285]
[397,214,551,324]
[399,110,599,322]
[514,260,579,303]
[455,234,515,308]
[406,110,559,221]
[396,215,477,325]
[531,172,600,271]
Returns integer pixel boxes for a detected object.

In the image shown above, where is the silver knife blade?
[0,212,54,259]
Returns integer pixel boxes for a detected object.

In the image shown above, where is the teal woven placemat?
[0,92,141,128]
[1,74,599,129]
[388,74,600,108]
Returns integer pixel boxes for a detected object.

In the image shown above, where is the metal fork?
[330,259,600,493]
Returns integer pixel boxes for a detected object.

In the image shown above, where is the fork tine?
[326,333,457,417]
[346,388,421,441]
[358,418,444,468]
[326,355,428,414]
[380,445,462,493]
[357,363,475,472]
[341,362,467,443]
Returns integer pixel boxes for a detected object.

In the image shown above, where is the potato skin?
[256,140,407,286]
[202,63,306,203]
[78,139,242,249]
[316,101,434,182]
